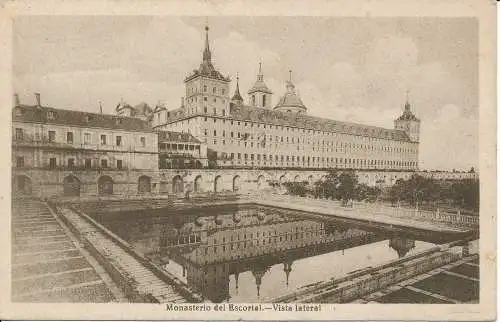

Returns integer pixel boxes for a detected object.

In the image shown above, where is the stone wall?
[12,167,476,199]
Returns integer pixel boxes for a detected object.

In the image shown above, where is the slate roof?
[13,105,153,132]
[396,102,420,122]
[163,103,411,142]
[248,79,273,95]
[157,131,202,144]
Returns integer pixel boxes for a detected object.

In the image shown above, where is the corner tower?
[394,95,420,142]
[184,25,231,117]
[248,62,273,108]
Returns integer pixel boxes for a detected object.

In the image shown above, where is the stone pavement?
[253,195,472,234]
[11,198,124,302]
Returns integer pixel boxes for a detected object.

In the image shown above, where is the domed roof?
[274,81,306,113]
[396,102,419,122]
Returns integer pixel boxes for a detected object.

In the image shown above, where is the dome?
[248,80,273,95]
[274,81,307,114]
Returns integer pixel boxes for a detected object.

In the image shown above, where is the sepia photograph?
[0,0,496,320]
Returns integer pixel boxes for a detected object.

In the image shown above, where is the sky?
[13,16,478,171]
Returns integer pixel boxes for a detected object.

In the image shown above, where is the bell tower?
[184,25,231,117]
[394,92,420,142]
[248,62,273,108]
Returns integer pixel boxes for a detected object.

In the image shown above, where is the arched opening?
[13,175,32,196]
[98,176,114,195]
[257,175,265,189]
[293,175,300,182]
[279,175,286,184]
[159,181,168,194]
[232,175,241,192]
[194,175,202,193]
[63,175,81,197]
[172,175,184,194]
[138,175,151,194]
[214,175,222,193]
[308,175,314,185]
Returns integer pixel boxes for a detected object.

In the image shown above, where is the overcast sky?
[13,16,478,171]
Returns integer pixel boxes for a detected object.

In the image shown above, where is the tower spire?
[231,72,243,105]
[289,69,292,82]
[203,24,211,62]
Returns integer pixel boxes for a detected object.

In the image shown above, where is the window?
[67,158,75,169]
[49,157,57,169]
[116,136,122,146]
[252,95,255,106]
[203,85,207,92]
[66,132,73,144]
[101,159,108,168]
[84,133,91,144]
[204,106,208,113]
[47,111,56,120]
[16,156,24,168]
[117,160,123,169]
[100,134,107,145]
[15,128,23,140]
[85,159,91,169]
[140,137,146,147]
[262,95,266,107]
[48,131,56,143]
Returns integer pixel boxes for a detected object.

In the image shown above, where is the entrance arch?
[172,175,184,194]
[279,175,286,184]
[194,175,203,193]
[13,175,32,196]
[214,175,222,193]
[63,175,81,197]
[97,176,114,195]
[257,175,265,189]
[293,175,300,182]
[138,175,151,194]
[308,175,314,185]
[232,175,241,192]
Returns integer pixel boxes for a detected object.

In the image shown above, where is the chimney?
[34,93,41,108]
[13,93,20,107]
[181,97,185,108]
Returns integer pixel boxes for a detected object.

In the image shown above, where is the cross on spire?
[203,21,211,62]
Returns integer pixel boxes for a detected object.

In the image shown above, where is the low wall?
[270,246,462,303]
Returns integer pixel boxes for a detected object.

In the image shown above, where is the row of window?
[15,156,124,169]
[198,116,409,140]
[159,143,201,151]
[203,130,415,154]
[216,153,417,167]
[15,128,147,147]
[188,85,226,96]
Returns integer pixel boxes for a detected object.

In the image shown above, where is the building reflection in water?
[100,206,422,303]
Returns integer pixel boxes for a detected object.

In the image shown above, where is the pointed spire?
[231,73,243,104]
[404,89,411,112]
[257,61,263,81]
[289,69,292,82]
[203,24,211,62]
[98,100,103,114]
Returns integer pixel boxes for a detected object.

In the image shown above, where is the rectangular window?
[100,134,107,145]
[67,158,75,169]
[84,133,91,144]
[15,128,23,140]
[85,158,91,169]
[117,160,123,169]
[49,157,57,169]
[48,130,56,143]
[140,137,146,147]
[66,132,73,144]
[16,156,24,168]
[101,159,108,168]
[116,136,122,146]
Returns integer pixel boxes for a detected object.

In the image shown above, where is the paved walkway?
[253,196,472,234]
[58,207,194,303]
[11,198,123,302]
